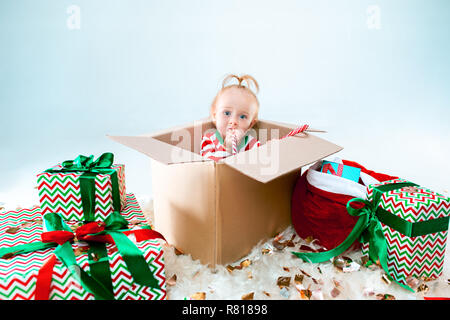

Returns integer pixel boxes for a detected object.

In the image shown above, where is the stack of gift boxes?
[0,153,167,300]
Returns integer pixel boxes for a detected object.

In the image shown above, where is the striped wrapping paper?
[0,194,166,300]
[36,164,127,222]
[362,179,450,286]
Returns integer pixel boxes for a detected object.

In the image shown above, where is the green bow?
[292,181,450,292]
[45,153,121,222]
[60,153,115,170]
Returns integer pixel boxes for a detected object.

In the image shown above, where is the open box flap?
[222,131,343,183]
[107,117,213,165]
[107,134,207,165]
[108,118,341,170]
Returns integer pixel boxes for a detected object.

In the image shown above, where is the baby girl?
[200,74,261,161]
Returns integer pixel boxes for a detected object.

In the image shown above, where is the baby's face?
[212,87,258,139]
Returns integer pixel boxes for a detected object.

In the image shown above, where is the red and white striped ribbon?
[282,124,309,139]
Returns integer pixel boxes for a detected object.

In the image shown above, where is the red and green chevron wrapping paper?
[37,163,127,222]
[362,179,450,286]
[0,194,166,300]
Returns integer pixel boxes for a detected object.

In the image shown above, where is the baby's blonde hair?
[210,74,260,121]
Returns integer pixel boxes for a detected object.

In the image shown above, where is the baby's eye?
[239,115,247,120]
[224,111,231,116]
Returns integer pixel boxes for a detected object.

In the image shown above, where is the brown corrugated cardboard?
[107,118,342,267]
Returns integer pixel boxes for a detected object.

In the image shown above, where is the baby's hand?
[225,128,246,153]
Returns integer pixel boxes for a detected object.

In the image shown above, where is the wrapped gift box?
[0,194,166,300]
[320,160,361,182]
[362,179,450,286]
[37,156,127,222]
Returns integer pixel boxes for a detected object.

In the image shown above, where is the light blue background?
[1,0,449,205]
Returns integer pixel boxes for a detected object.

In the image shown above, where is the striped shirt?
[200,130,261,162]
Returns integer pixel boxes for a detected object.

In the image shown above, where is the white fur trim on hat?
[306,158,380,199]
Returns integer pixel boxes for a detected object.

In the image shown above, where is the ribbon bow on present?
[45,153,121,222]
[0,211,165,300]
[60,153,115,171]
[292,181,450,292]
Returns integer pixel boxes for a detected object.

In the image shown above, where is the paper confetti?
[174,247,184,255]
[5,227,20,234]
[406,276,420,289]
[240,259,251,268]
[241,292,254,300]
[311,289,324,300]
[343,261,360,273]
[376,293,396,300]
[277,276,291,288]
[167,274,177,286]
[330,287,341,298]
[190,292,206,300]
[381,274,392,285]
[417,284,429,294]
[299,289,312,300]
[226,259,252,273]
[294,274,304,285]
[280,287,290,299]
[300,269,311,278]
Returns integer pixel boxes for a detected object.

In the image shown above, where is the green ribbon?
[53,241,115,300]
[45,153,121,222]
[49,211,160,291]
[292,181,450,292]
[83,212,160,288]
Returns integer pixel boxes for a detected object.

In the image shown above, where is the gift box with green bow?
[37,153,126,222]
[0,194,167,300]
[293,179,450,291]
[361,179,450,287]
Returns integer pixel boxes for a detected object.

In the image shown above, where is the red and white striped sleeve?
[200,132,215,158]
[201,131,261,162]
[200,131,229,162]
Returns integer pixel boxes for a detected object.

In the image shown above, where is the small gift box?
[37,153,126,222]
[361,179,450,287]
[0,194,167,300]
[320,160,361,183]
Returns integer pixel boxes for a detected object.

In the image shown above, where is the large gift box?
[108,118,342,267]
[37,153,127,222]
[0,194,166,300]
[361,179,450,287]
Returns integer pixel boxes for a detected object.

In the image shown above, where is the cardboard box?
[108,118,342,267]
